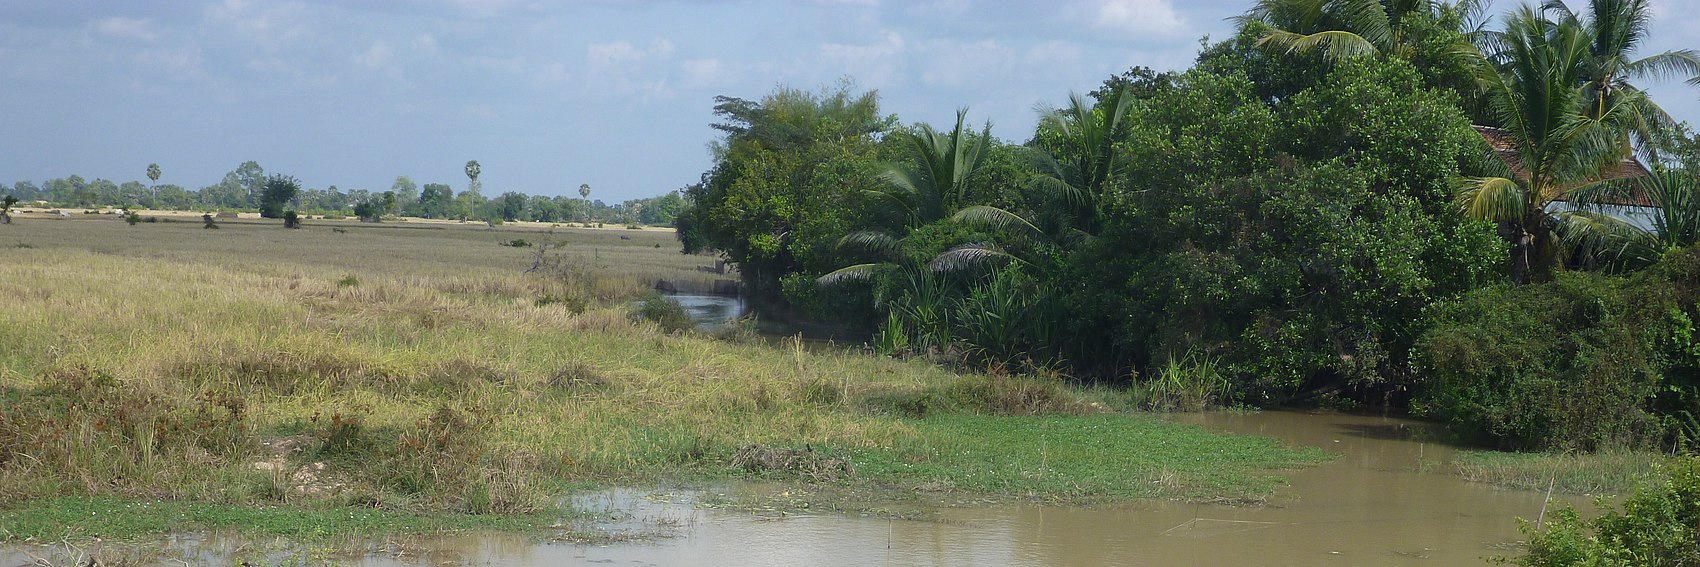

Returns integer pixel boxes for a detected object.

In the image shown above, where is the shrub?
[1516,456,1700,566]
[124,211,140,225]
[283,210,301,229]
[1415,249,1700,451]
[631,295,693,333]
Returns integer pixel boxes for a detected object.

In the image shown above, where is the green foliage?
[676,82,892,304]
[282,210,300,229]
[124,210,140,225]
[1070,58,1497,401]
[1515,456,1700,566]
[258,174,300,219]
[1416,248,1700,450]
[1132,353,1231,412]
[631,295,693,333]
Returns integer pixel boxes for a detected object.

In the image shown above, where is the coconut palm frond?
[837,230,902,258]
[818,263,888,286]
[1259,29,1381,61]
[1455,176,1528,222]
[952,206,1047,244]
[928,243,1022,276]
[1553,209,1660,265]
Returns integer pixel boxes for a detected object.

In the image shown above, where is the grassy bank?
[1454,450,1667,495]
[0,218,1325,540]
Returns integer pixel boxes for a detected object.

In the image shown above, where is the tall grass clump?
[1130,353,1230,412]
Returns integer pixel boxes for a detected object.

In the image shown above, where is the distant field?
[0,213,731,292]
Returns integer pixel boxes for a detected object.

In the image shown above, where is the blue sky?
[3,0,1699,202]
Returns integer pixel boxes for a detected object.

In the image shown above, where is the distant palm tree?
[578,183,591,222]
[464,160,481,193]
[146,163,161,205]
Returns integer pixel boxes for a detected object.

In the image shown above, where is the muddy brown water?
[2,411,1589,566]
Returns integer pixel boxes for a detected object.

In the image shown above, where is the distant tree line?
[2,161,686,226]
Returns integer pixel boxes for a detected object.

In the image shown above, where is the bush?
[1516,456,1700,566]
[1415,249,1700,451]
[283,210,301,229]
[631,295,693,333]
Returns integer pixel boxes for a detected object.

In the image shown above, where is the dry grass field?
[0,215,1322,540]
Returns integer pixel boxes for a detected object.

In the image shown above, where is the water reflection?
[662,293,747,332]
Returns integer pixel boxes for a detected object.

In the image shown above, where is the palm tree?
[1454,5,1646,283]
[821,110,992,283]
[146,163,161,206]
[1539,0,1700,156]
[1244,0,1491,62]
[865,109,991,229]
[1562,167,1700,265]
[578,183,591,222]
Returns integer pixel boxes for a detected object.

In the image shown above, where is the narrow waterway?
[353,411,1578,566]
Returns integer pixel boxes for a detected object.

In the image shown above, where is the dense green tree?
[258,174,301,218]
[495,191,527,222]
[418,183,455,219]
[677,83,891,306]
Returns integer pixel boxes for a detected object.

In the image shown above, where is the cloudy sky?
[3,0,1699,202]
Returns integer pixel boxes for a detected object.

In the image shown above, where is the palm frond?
[1257,29,1380,61]
[952,205,1047,244]
[818,263,889,286]
[1455,176,1528,222]
[928,243,1022,275]
[837,230,902,258]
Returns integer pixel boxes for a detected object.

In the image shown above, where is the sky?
[3,0,1700,203]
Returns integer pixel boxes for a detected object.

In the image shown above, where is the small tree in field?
[0,195,17,224]
[259,174,300,219]
[283,210,301,229]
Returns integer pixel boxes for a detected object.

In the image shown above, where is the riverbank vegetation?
[0,219,1326,540]
[677,0,1700,455]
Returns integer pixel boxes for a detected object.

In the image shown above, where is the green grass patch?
[1454,450,1666,494]
[852,414,1330,501]
[0,496,559,541]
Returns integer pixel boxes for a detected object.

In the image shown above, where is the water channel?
[2,410,1587,566]
[327,411,1577,566]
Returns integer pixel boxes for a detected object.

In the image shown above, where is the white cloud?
[352,40,393,69]
[583,38,676,97]
[1086,0,1184,35]
[412,34,440,54]
[916,39,1012,88]
[92,17,157,43]
[136,45,206,79]
[204,0,314,49]
[680,58,729,89]
[816,31,906,86]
